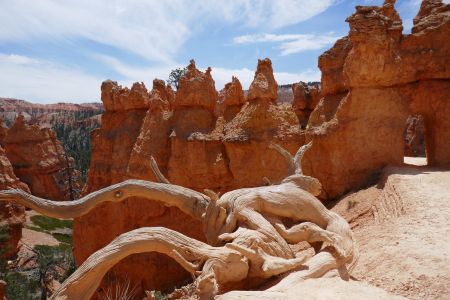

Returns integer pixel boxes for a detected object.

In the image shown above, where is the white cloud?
[0,54,39,65]
[210,67,320,90]
[0,54,102,103]
[92,55,319,92]
[0,1,189,64]
[0,51,319,103]
[0,1,336,102]
[269,0,336,28]
[94,55,180,86]
[234,34,308,43]
[0,0,337,63]
[95,55,251,91]
[279,34,340,55]
[234,33,341,55]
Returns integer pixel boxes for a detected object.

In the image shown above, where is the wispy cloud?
[0,1,336,102]
[0,1,189,63]
[0,0,337,64]
[0,51,320,103]
[99,54,320,91]
[234,33,341,55]
[0,53,102,103]
[234,0,337,29]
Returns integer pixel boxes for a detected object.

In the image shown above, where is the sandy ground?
[221,165,450,299]
[21,227,59,248]
[13,211,59,268]
[340,165,450,299]
[20,210,59,248]
[219,277,405,300]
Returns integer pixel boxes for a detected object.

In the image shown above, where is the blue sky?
[0,0,431,103]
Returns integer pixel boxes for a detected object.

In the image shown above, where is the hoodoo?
[303,0,450,199]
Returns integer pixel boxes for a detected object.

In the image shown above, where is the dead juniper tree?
[0,143,357,300]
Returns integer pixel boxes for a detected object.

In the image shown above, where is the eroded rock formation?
[0,128,29,258]
[292,82,321,128]
[3,115,81,201]
[304,0,450,199]
[223,60,303,189]
[167,60,225,191]
[0,119,6,145]
[247,58,278,103]
[76,58,303,295]
[215,76,245,121]
[77,78,206,297]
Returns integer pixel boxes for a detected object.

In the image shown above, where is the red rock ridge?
[292,82,321,129]
[304,0,450,199]
[3,115,81,200]
[0,119,29,259]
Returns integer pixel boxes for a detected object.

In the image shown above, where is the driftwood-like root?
[0,141,357,299]
[51,227,249,300]
[0,180,209,220]
[269,142,311,175]
[273,221,345,257]
[226,243,311,278]
[269,143,322,196]
[149,156,171,184]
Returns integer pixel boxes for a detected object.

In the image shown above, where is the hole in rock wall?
[403,114,427,166]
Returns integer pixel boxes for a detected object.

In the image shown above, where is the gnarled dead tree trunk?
[0,143,357,300]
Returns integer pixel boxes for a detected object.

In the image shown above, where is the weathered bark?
[51,227,248,300]
[0,143,356,299]
[0,180,209,221]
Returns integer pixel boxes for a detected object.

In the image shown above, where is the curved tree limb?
[203,189,220,203]
[293,142,312,175]
[262,177,272,186]
[150,156,171,184]
[225,242,310,278]
[268,142,322,196]
[269,142,312,175]
[0,180,209,221]
[269,143,296,175]
[273,221,345,257]
[267,250,346,291]
[51,227,249,300]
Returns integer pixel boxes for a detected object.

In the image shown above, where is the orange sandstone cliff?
[76,78,206,296]
[292,82,321,128]
[0,119,29,259]
[303,0,450,199]
[3,115,81,200]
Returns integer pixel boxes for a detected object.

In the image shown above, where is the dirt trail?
[20,210,59,248]
[338,165,450,299]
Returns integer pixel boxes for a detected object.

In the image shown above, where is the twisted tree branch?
[51,227,248,300]
[0,180,209,220]
[150,156,171,184]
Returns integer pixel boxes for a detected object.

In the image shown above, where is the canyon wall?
[3,115,81,200]
[76,58,302,296]
[0,98,103,126]
[0,98,103,181]
[0,119,29,259]
[292,82,321,128]
[303,0,450,199]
